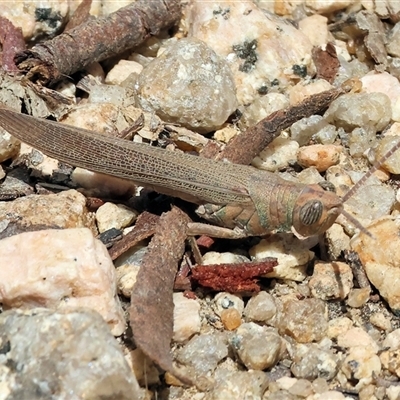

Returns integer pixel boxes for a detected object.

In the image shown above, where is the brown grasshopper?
[0,106,391,239]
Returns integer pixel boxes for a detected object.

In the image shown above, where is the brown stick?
[217,83,354,165]
[14,0,181,86]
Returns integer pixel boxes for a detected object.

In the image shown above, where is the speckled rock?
[172,292,201,343]
[0,228,125,335]
[324,92,392,133]
[208,370,268,400]
[96,202,138,233]
[0,1,69,40]
[230,323,284,370]
[289,79,333,106]
[188,0,315,105]
[175,333,228,375]
[340,346,381,391]
[327,317,353,339]
[252,136,299,172]
[214,292,244,316]
[290,343,338,380]
[249,235,314,281]
[0,189,97,236]
[0,126,20,162]
[244,291,277,325]
[278,298,328,343]
[376,134,400,175]
[309,262,353,300]
[238,92,289,129]
[0,308,141,399]
[351,217,400,313]
[290,115,337,146]
[135,37,237,133]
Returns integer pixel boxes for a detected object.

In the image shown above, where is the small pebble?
[309,262,353,300]
[230,323,283,370]
[175,333,228,375]
[289,79,332,105]
[252,136,299,172]
[325,92,392,132]
[279,298,328,343]
[220,308,242,331]
[213,292,244,317]
[291,343,338,380]
[370,312,392,332]
[337,327,379,353]
[383,328,400,350]
[380,349,400,378]
[341,346,381,390]
[173,292,201,343]
[0,127,20,162]
[211,370,268,399]
[249,235,314,281]
[238,93,289,129]
[105,59,143,85]
[244,291,277,325]
[290,115,336,147]
[297,144,342,172]
[387,22,400,58]
[327,317,353,339]
[96,202,138,233]
[298,14,329,47]
[351,217,400,312]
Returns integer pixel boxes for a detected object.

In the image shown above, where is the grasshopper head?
[292,185,343,237]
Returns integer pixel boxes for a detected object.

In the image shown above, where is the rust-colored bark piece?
[312,43,340,84]
[191,258,277,293]
[108,211,159,260]
[0,16,26,71]
[218,84,353,165]
[15,0,181,86]
[130,207,192,384]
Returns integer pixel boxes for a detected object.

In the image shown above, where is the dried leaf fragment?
[191,259,277,293]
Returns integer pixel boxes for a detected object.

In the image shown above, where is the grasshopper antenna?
[342,137,400,203]
[338,135,400,238]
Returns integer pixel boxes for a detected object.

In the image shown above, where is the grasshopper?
[0,105,390,239]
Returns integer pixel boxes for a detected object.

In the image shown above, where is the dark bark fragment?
[312,43,340,84]
[64,0,93,32]
[15,0,181,86]
[108,211,159,261]
[130,207,193,384]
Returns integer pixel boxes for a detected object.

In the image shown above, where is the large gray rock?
[0,308,141,400]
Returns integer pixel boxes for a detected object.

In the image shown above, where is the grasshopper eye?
[299,200,323,226]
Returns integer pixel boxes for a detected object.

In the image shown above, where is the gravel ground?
[1,1,400,399]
